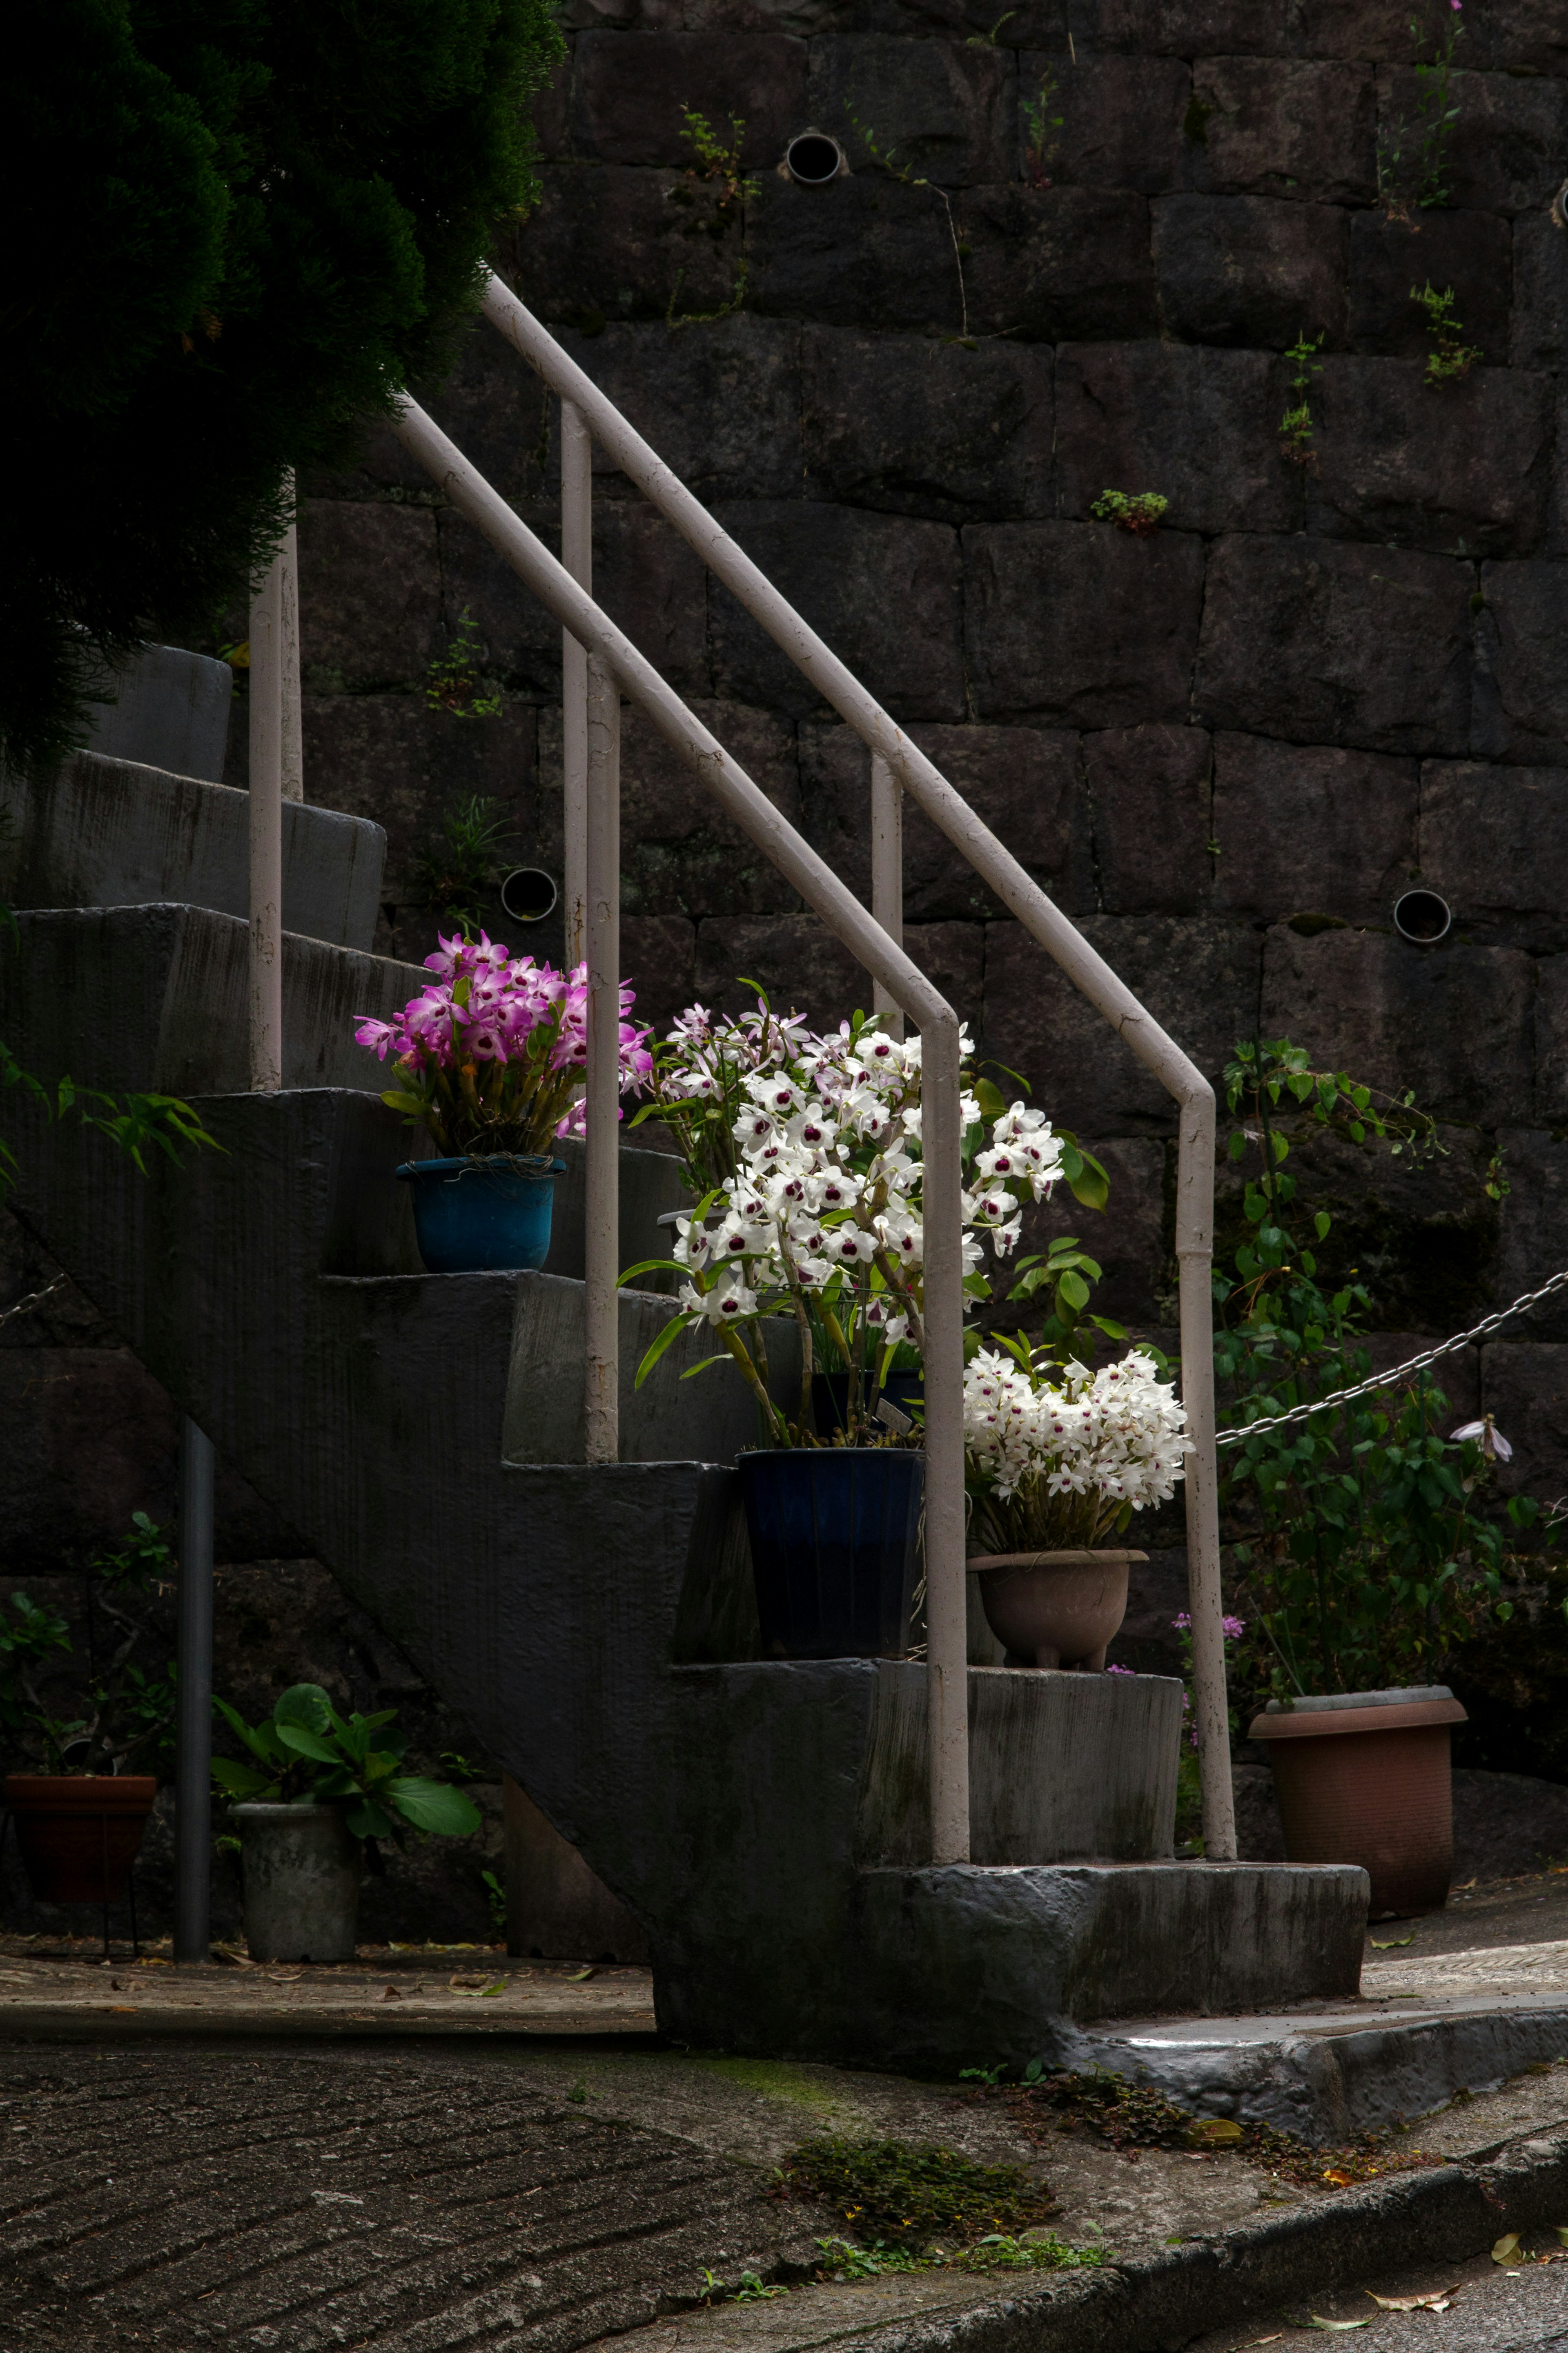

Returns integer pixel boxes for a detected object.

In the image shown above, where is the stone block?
[1086,724,1214,916]
[1187,58,1376,205]
[841,0,1066,38]
[297,501,442,689]
[746,172,964,333]
[1363,1332,1481,1429]
[801,327,1052,522]
[1512,213,1568,372]
[1420,761,1568,937]
[301,694,540,966]
[622,914,698,1038]
[1474,561,1568,767]
[504,164,738,330]
[528,49,574,159]
[1054,343,1296,535]
[1492,1132,1568,1344]
[982,914,1263,1133]
[1193,535,1474,756]
[1379,64,1568,216]
[298,414,433,505]
[437,499,712,702]
[421,319,553,510]
[1017,55,1190,193]
[1306,359,1551,560]
[1551,381,1568,557]
[1480,1342,1568,1508]
[550,315,803,502]
[83,645,234,786]
[708,502,964,718]
[1152,193,1350,348]
[1532,956,1568,1122]
[963,187,1159,341]
[964,520,1207,727]
[1070,0,1288,53]
[1210,734,1418,922]
[1289,0,1446,62]
[808,36,1016,187]
[570,30,808,166]
[1463,0,1568,75]
[1259,923,1535,1126]
[695,913,983,1030]
[797,720,1091,919]
[539,696,803,917]
[1348,208,1511,362]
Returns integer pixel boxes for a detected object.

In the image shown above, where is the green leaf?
[387,1777,483,1835]
[274,1722,341,1764]
[1057,1269,1090,1312]
[618,1257,685,1287]
[679,1354,735,1378]
[274,1684,334,1735]
[211,1758,273,1798]
[635,1311,698,1390]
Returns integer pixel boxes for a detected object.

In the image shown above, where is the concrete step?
[82,642,233,782]
[2,749,385,952]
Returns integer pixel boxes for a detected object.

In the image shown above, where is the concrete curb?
[831,2131,1568,2353]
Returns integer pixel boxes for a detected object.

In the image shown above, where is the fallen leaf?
[1557,2227,1568,2248]
[448,1974,488,1989]
[1322,2169,1357,2187]
[381,1986,402,2002]
[1493,2233,1523,2265]
[1366,2287,1458,2311]
[564,1966,595,1982]
[1368,1934,1415,1949]
[211,1943,257,1969]
[1307,2317,1370,2332]
[1190,2118,1245,2144]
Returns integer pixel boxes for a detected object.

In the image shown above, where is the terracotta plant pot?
[3,1775,157,1903]
[967,1550,1146,1670]
[1248,1686,1467,1918]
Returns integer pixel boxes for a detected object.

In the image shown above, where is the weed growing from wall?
[411,794,517,936]
[667,109,756,329]
[1090,490,1168,534]
[1377,3,1465,217]
[1412,281,1482,382]
[1279,330,1325,464]
[425,610,502,720]
[845,105,971,337]
[1020,67,1062,190]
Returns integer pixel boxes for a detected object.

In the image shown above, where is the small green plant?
[1378,4,1465,215]
[481,1867,508,1938]
[1020,67,1062,190]
[1411,282,1481,384]
[1279,330,1325,464]
[1089,490,1168,535]
[845,106,970,337]
[409,793,516,936]
[776,2136,1059,2252]
[964,8,1016,44]
[424,609,501,721]
[666,108,757,329]
[0,1512,179,1775]
[212,1682,483,1847]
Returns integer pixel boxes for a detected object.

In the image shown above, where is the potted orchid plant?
[964,1340,1192,1670]
[624,1001,1107,1659]
[355,931,651,1274]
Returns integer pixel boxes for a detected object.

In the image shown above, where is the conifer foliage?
[5,0,562,772]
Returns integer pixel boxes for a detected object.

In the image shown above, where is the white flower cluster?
[668,1017,1065,1334]
[964,1345,1194,1509]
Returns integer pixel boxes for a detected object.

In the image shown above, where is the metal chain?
[1214,1266,1568,1448]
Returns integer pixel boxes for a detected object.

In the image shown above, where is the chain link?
[1214,1266,1568,1448]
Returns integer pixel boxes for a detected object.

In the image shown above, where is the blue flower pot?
[397,1155,566,1274]
[738,1447,925,1660]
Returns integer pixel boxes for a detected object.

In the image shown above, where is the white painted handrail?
[389,395,972,1867]
[479,271,1235,1860]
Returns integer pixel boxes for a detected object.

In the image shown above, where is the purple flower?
[1222,1615,1247,1640]
[1171,1610,1192,1632]
[1106,1663,1135,1677]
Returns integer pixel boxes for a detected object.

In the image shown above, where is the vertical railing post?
[561,404,592,969]
[584,656,621,1465]
[277,486,303,805]
[247,503,290,1092]
[922,1015,969,1864]
[174,1415,214,1964]
[1176,1099,1236,1858]
[871,754,904,1043]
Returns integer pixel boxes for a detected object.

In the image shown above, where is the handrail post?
[584,654,620,1465]
[248,508,289,1092]
[871,754,904,1044]
[561,404,592,968]
[1176,1094,1235,1858]
[922,1013,969,1863]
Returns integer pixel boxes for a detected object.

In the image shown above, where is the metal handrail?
[388,395,972,1866]
[477,272,1236,1860]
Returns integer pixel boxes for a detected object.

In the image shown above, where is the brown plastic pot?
[1248,1686,1467,1918]
[3,1775,157,1903]
[966,1549,1146,1670]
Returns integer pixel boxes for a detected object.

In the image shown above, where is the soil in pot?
[1249,1685,1467,1917]
[3,1775,156,1902]
[740,1447,923,1659]
[234,1802,361,1961]
[397,1155,565,1274]
[967,1551,1145,1670]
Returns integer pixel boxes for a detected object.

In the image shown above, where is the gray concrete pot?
[234,1803,361,1961]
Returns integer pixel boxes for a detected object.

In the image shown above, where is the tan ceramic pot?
[966,1550,1146,1671]
[1248,1686,1467,1918]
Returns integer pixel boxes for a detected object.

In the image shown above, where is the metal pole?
[871,754,904,1042]
[174,1415,214,1964]
[584,655,620,1465]
[389,393,970,1861]
[248,526,287,1092]
[561,405,592,969]
[479,277,1236,1856]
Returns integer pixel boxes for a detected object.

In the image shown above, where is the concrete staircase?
[0,697,1369,2072]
